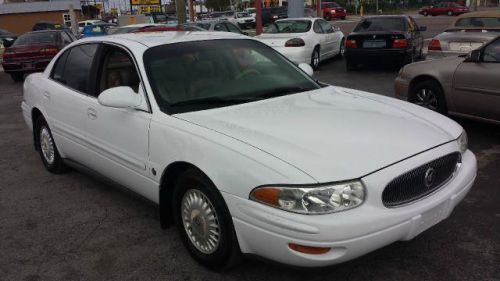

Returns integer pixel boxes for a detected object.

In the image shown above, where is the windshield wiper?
[170,96,257,107]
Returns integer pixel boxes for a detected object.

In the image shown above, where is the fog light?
[289,243,330,255]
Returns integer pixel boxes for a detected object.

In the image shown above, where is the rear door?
[318,19,338,57]
[312,20,329,57]
[43,43,100,166]
[452,38,500,121]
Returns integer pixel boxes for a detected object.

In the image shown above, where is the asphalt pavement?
[0,16,499,281]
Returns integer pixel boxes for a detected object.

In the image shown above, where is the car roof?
[456,10,500,18]
[80,31,248,48]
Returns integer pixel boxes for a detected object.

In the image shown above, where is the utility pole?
[177,0,187,23]
[189,0,195,21]
[316,0,321,17]
[255,0,262,35]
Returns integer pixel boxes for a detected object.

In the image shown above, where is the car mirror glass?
[98,86,142,108]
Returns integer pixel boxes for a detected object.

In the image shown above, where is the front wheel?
[173,169,241,269]
[410,79,447,113]
[447,11,454,16]
[311,48,320,70]
[35,118,68,173]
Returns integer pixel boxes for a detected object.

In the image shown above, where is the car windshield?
[264,20,312,33]
[144,39,320,113]
[322,2,340,8]
[354,18,406,32]
[454,17,500,28]
[13,32,57,46]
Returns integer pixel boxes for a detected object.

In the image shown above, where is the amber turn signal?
[288,243,331,255]
[251,187,280,206]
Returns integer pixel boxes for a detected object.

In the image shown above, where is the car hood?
[175,86,461,182]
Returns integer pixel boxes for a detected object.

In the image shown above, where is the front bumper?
[224,142,477,267]
[272,46,314,65]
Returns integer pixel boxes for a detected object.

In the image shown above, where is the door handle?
[87,108,97,120]
[43,92,50,100]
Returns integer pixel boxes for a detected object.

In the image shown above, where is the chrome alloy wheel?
[40,127,55,165]
[181,189,220,254]
[312,50,320,68]
[415,88,438,111]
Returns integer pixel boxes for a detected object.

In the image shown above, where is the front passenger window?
[98,47,141,94]
[483,40,500,63]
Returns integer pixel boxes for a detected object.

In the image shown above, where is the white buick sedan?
[256,18,345,69]
[21,32,476,268]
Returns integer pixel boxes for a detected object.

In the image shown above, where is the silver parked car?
[395,36,500,124]
[427,10,500,59]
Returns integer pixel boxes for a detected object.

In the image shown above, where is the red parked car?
[419,2,469,16]
[2,30,75,82]
[322,2,347,20]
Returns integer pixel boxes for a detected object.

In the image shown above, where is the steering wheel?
[235,68,261,80]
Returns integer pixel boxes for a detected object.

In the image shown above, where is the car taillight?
[344,9,347,12]
[285,38,305,47]
[2,48,15,60]
[428,39,441,51]
[345,39,357,49]
[40,47,59,56]
[392,39,408,49]
[331,10,336,13]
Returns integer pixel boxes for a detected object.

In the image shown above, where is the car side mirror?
[466,49,481,63]
[2,38,14,48]
[98,86,142,108]
[298,63,314,76]
[419,26,427,31]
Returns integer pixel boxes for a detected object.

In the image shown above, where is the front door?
[452,38,500,121]
[84,44,156,201]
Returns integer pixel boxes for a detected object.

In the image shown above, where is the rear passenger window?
[52,44,98,94]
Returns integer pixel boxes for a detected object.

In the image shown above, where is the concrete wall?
[0,10,81,34]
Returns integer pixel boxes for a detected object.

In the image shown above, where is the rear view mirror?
[419,26,427,31]
[466,49,481,63]
[98,86,142,108]
[298,63,314,76]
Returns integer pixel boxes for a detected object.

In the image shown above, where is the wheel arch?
[158,161,207,228]
[31,107,44,151]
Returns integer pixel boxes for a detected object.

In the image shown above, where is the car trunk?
[437,30,500,52]
[257,33,307,47]
[4,43,58,61]
[347,32,405,49]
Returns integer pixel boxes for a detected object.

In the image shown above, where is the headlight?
[250,181,365,214]
[457,131,468,154]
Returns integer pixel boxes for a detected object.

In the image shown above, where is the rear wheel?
[35,118,68,173]
[423,11,429,16]
[447,11,454,16]
[10,73,24,82]
[311,47,320,70]
[173,169,241,269]
[410,79,447,113]
[338,38,345,58]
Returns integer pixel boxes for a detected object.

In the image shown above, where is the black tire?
[34,117,68,173]
[310,47,320,70]
[173,168,241,269]
[410,79,447,114]
[423,11,428,16]
[341,16,346,20]
[447,11,454,16]
[346,59,356,71]
[10,73,24,82]
[326,15,331,21]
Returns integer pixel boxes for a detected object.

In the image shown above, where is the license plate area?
[22,62,35,70]
[449,42,483,52]
[411,201,449,239]
[363,40,386,48]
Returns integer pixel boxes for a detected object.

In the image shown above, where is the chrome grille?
[382,152,461,207]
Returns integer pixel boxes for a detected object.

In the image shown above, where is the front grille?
[382,152,461,207]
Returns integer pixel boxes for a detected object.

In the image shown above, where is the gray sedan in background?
[427,10,500,59]
[395,36,500,124]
